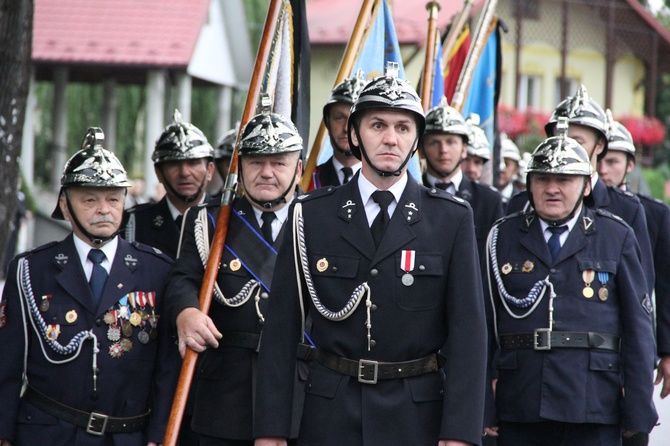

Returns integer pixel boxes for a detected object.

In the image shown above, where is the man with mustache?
[123,110,216,260]
[308,72,366,190]
[164,99,309,446]
[253,63,487,446]
[0,128,179,445]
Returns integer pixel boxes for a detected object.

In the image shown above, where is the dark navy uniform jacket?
[0,235,179,445]
[638,194,670,356]
[486,208,657,433]
[422,173,504,261]
[506,179,655,297]
[309,156,341,190]
[164,197,304,440]
[254,173,487,446]
[122,195,215,260]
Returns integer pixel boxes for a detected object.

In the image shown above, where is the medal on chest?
[400,250,415,287]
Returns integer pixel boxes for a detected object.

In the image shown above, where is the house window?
[518,74,541,111]
[555,77,579,105]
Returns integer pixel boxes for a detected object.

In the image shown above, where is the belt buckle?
[534,328,552,351]
[86,412,109,436]
[358,359,379,384]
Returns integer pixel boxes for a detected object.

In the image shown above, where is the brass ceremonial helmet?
[527,119,592,177]
[214,127,237,160]
[424,97,469,142]
[527,117,592,225]
[237,97,303,157]
[237,95,303,209]
[545,84,608,158]
[152,110,214,164]
[605,110,636,156]
[323,70,368,123]
[52,127,131,220]
[465,114,490,162]
[347,62,425,176]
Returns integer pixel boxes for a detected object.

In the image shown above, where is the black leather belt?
[314,348,443,384]
[22,386,150,436]
[499,330,620,352]
[221,331,315,361]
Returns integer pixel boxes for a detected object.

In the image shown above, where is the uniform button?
[222,263,228,269]
[370,269,379,277]
[332,267,338,273]
[260,292,269,300]
[371,304,378,312]
[26,415,32,421]
[419,265,425,271]
[308,383,312,389]
[370,340,376,348]
[52,316,58,322]
[95,319,102,326]
[550,269,557,274]
[439,389,444,396]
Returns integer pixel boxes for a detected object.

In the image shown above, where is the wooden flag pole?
[300,0,382,191]
[162,0,283,443]
[451,0,498,113]
[421,1,441,111]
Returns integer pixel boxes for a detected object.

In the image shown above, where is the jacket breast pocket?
[396,253,444,311]
[577,258,616,303]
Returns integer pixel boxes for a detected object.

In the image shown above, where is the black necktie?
[547,226,568,260]
[370,191,394,248]
[88,249,108,305]
[175,214,184,229]
[435,181,453,191]
[341,167,353,184]
[261,212,276,244]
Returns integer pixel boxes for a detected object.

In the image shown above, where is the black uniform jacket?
[254,174,488,446]
[638,194,670,356]
[506,179,655,297]
[310,156,341,190]
[422,173,504,261]
[164,197,305,440]
[0,235,178,445]
[487,208,657,433]
[122,195,215,260]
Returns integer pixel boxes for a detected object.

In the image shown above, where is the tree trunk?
[0,0,33,272]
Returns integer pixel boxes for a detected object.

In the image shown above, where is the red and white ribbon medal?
[400,250,415,287]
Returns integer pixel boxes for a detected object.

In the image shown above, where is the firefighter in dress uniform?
[505,85,655,300]
[485,119,657,445]
[123,110,216,260]
[253,62,487,446]
[0,128,179,445]
[461,113,492,183]
[165,98,309,446]
[308,71,367,190]
[419,99,503,260]
[598,113,670,446]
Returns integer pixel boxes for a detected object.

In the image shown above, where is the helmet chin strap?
[64,190,120,245]
[330,134,354,158]
[240,162,300,210]
[353,124,418,177]
[424,155,462,180]
[158,165,207,203]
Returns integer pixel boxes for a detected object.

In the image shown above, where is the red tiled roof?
[33,0,210,66]
[308,0,485,45]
